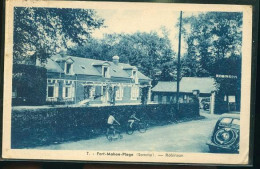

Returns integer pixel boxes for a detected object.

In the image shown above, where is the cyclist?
[128,112,140,128]
[107,112,120,136]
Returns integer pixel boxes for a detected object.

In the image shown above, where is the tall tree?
[13,7,104,64]
[183,12,242,112]
[182,12,242,77]
[68,31,176,82]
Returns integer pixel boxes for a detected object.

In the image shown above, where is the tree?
[68,30,176,82]
[140,87,149,105]
[183,12,242,113]
[182,12,242,77]
[13,7,104,64]
[12,64,47,105]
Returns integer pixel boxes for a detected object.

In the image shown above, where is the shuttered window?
[131,86,139,100]
[63,84,74,99]
[47,80,59,101]
[116,86,124,100]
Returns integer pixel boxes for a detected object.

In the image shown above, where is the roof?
[46,55,150,80]
[45,58,64,73]
[152,77,216,94]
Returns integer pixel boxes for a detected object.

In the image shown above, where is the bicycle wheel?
[126,125,134,135]
[106,129,114,141]
[138,122,147,133]
[107,135,113,141]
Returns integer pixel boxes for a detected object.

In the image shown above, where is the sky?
[92,9,199,55]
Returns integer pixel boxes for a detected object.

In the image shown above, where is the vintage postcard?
[2,0,253,165]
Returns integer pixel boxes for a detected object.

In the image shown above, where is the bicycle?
[106,124,123,141]
[126,119,148,135]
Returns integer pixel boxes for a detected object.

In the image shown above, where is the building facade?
[44,55,151,106]
[151,77,217,113]
[152,77,216,102]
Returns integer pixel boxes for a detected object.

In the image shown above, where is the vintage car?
[207,117,240,153]
[200,98,210,110]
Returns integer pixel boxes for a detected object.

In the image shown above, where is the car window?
[220,118,233,124]
[201,98,210,102]
[232,119,240,125]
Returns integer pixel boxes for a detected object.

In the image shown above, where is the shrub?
[11,103,199,148]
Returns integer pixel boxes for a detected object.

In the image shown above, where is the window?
[220,118,233,124]
[232,119,240,125]
[12,90,17,98]
[133,70,136,77]
[90,87,95,98]
[101,86,108,101]
[48,86,54,98]
[162,96,167,104]
[95,86,102,96]
[179,97,184,103]
[103,66,109,78]
[80,65,86,69]
[62,83,74,99]
[66,63,71,74]
[153,95,158,102]
[116,86,124,100]
[65,87,70,98]
[166,96,171,103]
[63,85,74,98]
[228,95,236,103]
[65,62,73,75]
[47,81,59,101]
[131,86,139,100]
[132,70,138,84]
[158,95,162,103]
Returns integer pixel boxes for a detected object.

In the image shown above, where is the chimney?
[112,55,119,65]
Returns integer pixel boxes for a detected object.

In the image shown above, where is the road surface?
[35,111,239,153]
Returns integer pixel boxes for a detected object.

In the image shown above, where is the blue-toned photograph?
[11,6,242,154]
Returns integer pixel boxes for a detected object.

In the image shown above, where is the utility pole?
[176,11,183,113]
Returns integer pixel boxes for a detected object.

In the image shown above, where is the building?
[44,55,151,106]
[151,77,217,113]
[152,77,216,103]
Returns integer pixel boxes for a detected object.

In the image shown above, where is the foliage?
[13,7,104,64]
[68,31,176,83]
[140,87,149,105]
[12,64,47,105]
[182,12,242,113]
[12,103,199,148]
[182,12,242,77]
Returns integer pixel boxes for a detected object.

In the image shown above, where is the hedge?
[12,103,199,148]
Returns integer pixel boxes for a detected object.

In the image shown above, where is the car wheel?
[213,128,238,147]
[203,104,209,110]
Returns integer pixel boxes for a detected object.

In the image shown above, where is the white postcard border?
[2,0,253,165]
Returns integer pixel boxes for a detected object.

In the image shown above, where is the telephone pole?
[176,11,183,113]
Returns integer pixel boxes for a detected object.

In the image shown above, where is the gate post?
[210,91,215,114]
